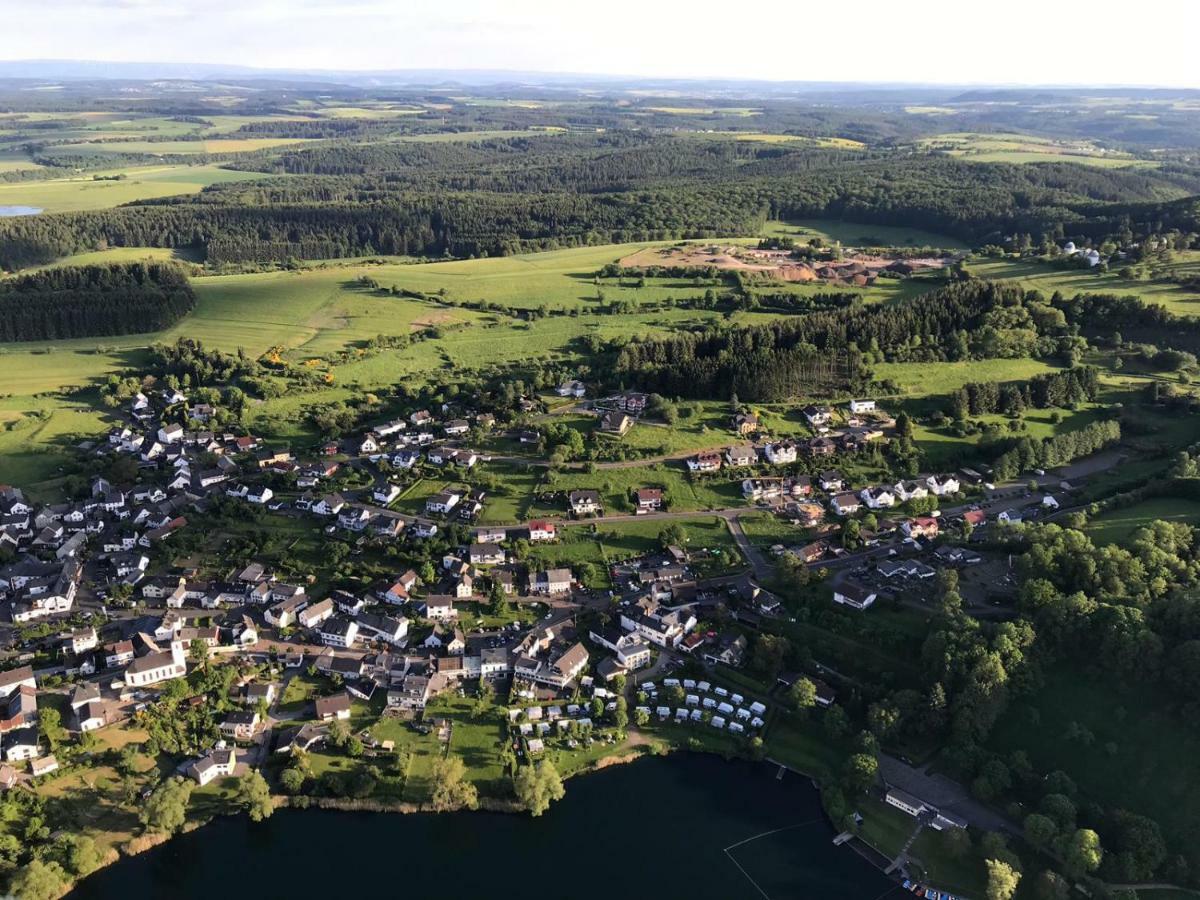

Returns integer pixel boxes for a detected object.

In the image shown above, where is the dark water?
[72,754,899,899]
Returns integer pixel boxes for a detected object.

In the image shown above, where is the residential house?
[528,521,557,542]
[319,617,359,648]
[833,582,878,611]
[733,413,759,436]
[188,747,236,786]
[725,445,757,468]
[426,490,461,515]
[469,543,505,566]
[802,405,832,427]
[556,380,587,398]
[599,411,633,435]
[848,399,876,414]
[372,482,402,505]
[355,613,408,646]
[902,517,940,539]
[265,595,309,628]
[313,493,346,517]
[568,490,602,517]
[315,693,352,721]
[531,568,573,595]
[859,486,897,509]
[298,598,335,629]
[703,633,748,667]
[220,711,260,741]
[831,492,862,516]
[926,474,961,496]
[818,470,845,492]
[424,596,458,622]
[635,488,663,512]
[686,452,722,473]
[764,441,798,465]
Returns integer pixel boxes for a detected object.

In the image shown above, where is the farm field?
[972,257,1200,316]
[917,132,1154,168]
[0,163,273,213]
[1085,497,1200,545]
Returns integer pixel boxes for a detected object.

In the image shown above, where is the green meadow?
[917,132,1153,169]
[972,256,1200,317]
[1085,497,1200,545]
[0,163,273,213]
[759,218,967,250]
[989,662,1200,860]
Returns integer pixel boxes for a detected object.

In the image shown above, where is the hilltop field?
[5,225,1200,494]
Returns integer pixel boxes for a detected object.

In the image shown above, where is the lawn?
[521,516,744,587]
[1085,497,1200,545]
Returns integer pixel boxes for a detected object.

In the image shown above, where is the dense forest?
[4,131,1200,269]
[0,262,195,341]
[611,280,1047,399]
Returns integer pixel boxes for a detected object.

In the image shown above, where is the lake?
[0,205,42,216]
[71,754,900,899]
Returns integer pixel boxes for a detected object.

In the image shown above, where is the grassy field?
[1085,497,1200,545]
[760,218,966,250]
[0,163,273,213]
[872,357,1064,396]
[989,662,1200,867]
[973,256,1200,317]
[917,132,1153,168]
[0,242,806,465]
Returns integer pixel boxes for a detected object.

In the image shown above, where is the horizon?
[2,57,1200,92]
[3,0,1199,88]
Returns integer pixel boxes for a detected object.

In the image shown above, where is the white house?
[372,483,402,505]
[531,568,573,595]
[833,582,877,610]
[848,399,876,414]
[298,598,334,629]
[157,424,184,445]
[764,442,799,466]
[802,405,832,427]
[188,747,236,786]
[831,492,861,516]
[925,474,960,496]
[859,486,896,509]
[426,491,461,515]
[424,596,458,621]
[528,521,557,542]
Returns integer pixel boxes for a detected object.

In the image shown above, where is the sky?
[3,0,1199,87]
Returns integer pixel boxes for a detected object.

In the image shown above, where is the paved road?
[724,515,772,580]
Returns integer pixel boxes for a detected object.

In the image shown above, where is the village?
[0,368,1090,900]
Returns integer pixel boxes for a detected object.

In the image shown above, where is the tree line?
[0,262,194,342]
